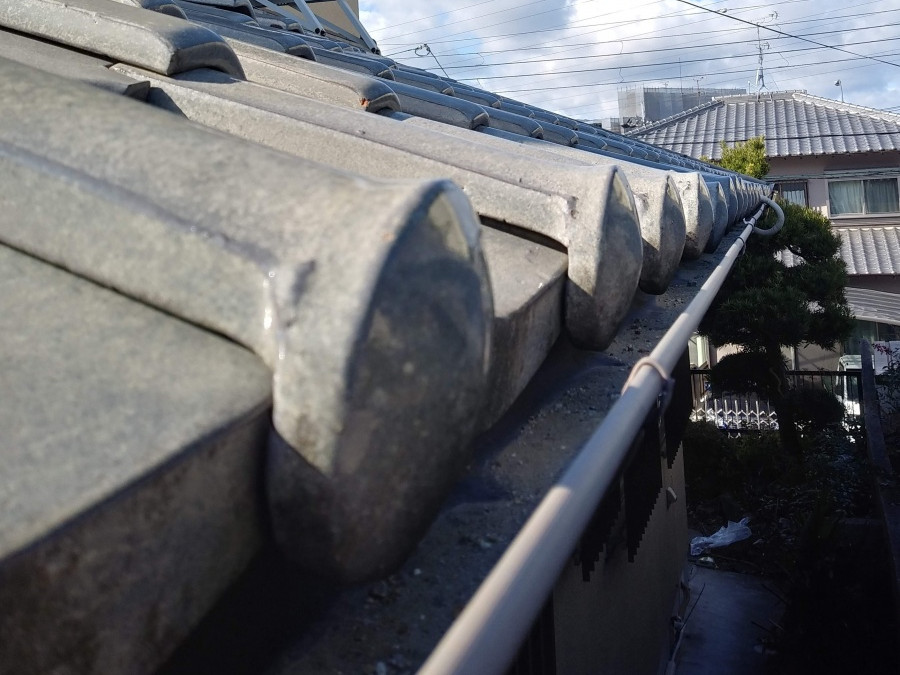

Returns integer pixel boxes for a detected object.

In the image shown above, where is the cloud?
[360,0,900,121]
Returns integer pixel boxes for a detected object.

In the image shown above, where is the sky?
[358,0,900,123]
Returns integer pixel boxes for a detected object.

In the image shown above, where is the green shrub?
[788,386,845,432]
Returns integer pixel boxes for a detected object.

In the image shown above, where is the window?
[843,320,900,354]
[688,333,710,368]
[828,178,900,215]
[775,181,807,207]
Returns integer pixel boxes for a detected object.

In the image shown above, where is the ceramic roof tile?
[629,91,900,159]
[845,286,900,324]
[0,2,774,673]
[779,226,900,275]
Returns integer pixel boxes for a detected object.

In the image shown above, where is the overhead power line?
[430,20,900,65]
[488,48,900,95]
[373,0,503,35]
[380,0,890,50]
[381,1,710,48]
[370,0,900,120]
[672,0,900,70]
[452,39,900,84]
[440,30,900,72]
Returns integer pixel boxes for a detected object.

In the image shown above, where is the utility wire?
[381,0,710,48]
[387,5,897,99]
[552,54,893,118]
[489,48,900,95]
[379,0,875,50]
[373,0,899,119]
[380,0,610,44]
[415,43,451,78]
[434,19,899,65]
[672,0,900,70]
[374,0,505,35]
[440,30,900,71]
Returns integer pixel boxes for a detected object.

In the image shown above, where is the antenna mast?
[755,26,769,98]
[754,12,777,99]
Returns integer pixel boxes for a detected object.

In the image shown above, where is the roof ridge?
[792,92,900,124]
[836,224,900,232]
[624,98,723,135]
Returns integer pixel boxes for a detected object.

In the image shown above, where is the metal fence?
[690,369,864,431]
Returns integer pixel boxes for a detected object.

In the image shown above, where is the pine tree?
[700,183,853,453]
[702,136,770,179]
[719,136,769,179]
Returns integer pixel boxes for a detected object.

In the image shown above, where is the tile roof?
[627,91,900,160]
[845,286,900,326]
[780,226,900,275]
[0,0,771,672]
[839,226,900,275]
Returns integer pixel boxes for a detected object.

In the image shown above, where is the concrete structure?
[0,0,770,673]
[618,85,746,127]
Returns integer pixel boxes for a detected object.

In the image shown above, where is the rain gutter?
[418,196,784,675]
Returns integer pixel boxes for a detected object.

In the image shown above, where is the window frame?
[774,181,808,207]
[828,176,900,217]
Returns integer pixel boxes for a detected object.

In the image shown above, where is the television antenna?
[755,12,777,98]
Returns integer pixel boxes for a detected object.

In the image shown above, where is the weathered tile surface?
[0,0,243,76]
[0,245,272,675]
[0,57,493,580]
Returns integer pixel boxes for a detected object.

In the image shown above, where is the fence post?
[856,370,865,419]
[860,340,890,474]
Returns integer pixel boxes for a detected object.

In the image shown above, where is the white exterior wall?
[553,450,688,675]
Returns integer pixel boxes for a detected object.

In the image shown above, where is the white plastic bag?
[690,517,751,556]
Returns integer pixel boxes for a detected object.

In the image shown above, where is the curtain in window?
[778,182,807,207]
[828,180,864,215]
[864,178,899,213]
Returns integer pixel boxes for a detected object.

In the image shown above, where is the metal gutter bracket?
[623,356,675,414]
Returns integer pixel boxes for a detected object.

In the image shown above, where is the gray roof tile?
[0,243,272,674]
[1,54,492,582]
[846,286,900,325]
[0,0,244,76]
[0,26,151,97]
[778,226,900,275]
[629,91,900,159]
[0,2,774,671]
[840,226,900,275]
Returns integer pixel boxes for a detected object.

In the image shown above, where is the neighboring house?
[630,91,900,369]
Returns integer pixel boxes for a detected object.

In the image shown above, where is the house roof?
[0,0,770,672]
[780,226,900,276]
[839,226,900,275]
[845,286,900,326]
[626,91,900,160]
